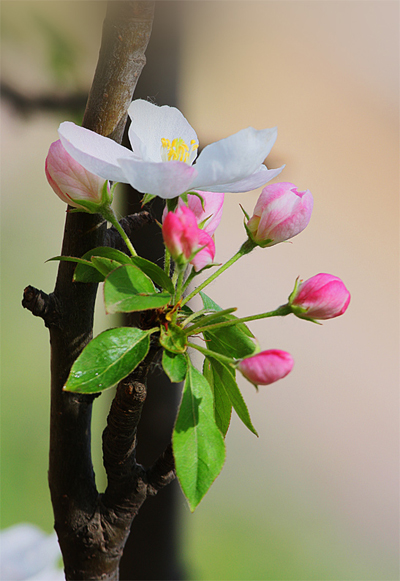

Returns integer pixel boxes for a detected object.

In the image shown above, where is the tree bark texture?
[21,3,181,579]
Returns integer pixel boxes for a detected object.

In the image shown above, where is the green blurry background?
[1,2,399,579]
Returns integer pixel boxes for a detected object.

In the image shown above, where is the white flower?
[0,523,64,580]
[58,100,284,200]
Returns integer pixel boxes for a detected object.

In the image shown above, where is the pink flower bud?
[246,182,313,247]
[45,140,111,212]
[162,191,224,236]
[238,350,294,386]
[186,191,224,236]
[190,230,216,272]
[162,205,200,265]
[290,273,350,320]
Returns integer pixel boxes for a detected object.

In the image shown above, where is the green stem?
[164,248,171,276]
[182,268,196,293]
[187,342,236,367]
[183,307,237,333]
[102,206,137,257]
[185,304,292,335]
[179,309,209,327]
[174,270,185,305]
[181,238,256,307]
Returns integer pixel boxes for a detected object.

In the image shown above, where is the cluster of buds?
[162,204,216,271]
[45,136,350,387]
[161,191,224,272]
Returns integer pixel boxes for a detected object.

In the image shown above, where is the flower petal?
[191,230,215,271]
[190,126,278,190]
[128,100,198,162]
[118,158,198,199]
[58,122,136,183]
[199,165,285,194]
[187,191,224,235]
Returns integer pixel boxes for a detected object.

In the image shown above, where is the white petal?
[198,164,285,194]
[190,126,278,190]
[128,100,198,162]
[118,158,198,199]
[58,122,136,183]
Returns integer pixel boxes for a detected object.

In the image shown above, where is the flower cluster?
[45,99,350,510]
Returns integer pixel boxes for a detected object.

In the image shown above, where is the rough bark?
[21,3,181,580]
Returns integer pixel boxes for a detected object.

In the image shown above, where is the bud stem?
[180,238,256,307]
[187,342,236,367]
[164,248,171,275]
[102,206,137,257]
[185,304,292,335]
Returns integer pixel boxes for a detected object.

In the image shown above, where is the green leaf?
[141,193,156,205]
[173,358,225,510]
[131,256,174,294]
[210,359,258,437]
[64,327,152,394]
[74,247,132,283]
[200,292,258,358]
[203,359,232,437]
[91,256,128,278]
[47,255,93,266]
[160,323,187,354]
[162,350,187,382]
[86,247,133,264]
[104,264,171,314]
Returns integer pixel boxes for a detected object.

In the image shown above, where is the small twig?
[0,80,87,116]
[22,285,61,328]
[146,443,175,496]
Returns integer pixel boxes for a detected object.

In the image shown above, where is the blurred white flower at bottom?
[0,523,63,581]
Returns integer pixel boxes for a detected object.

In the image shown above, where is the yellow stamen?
[161,137,198,164]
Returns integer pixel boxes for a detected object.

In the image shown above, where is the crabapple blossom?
[162,191,224,236]
[246,182,313,247]
[289,274,350,320]
[190,229,215,272]
[238,350,294,386]
[58,99,284,199]
[162,205,215,271]
[45,139,112,212]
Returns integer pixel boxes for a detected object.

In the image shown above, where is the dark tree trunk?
[22,3,183,579]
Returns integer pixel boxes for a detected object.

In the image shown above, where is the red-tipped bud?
[289,273,350,320]
[238,350,294,386]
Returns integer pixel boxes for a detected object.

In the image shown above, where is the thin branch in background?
[0,80,87,115]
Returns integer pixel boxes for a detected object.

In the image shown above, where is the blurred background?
[1,1,398,580]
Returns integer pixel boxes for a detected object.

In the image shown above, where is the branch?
[28,2,157,579]
[0,80,87,116]
[102,346,175,511]
[58,348,175,581]
[83,0,156,142]
[146,443,175,495]
[22,285,61,328]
